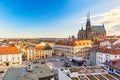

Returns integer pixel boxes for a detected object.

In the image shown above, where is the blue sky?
[0,0,120,38]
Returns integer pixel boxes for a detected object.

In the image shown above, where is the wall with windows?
[54,45,91,57]
[96,52,120,66]
[0,53,22,65]
[26,48,53,61]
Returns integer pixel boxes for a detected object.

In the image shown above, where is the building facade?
[104,59,120,77]
[0,46,22,66]
[78,13,106,41]
[54,40,92,57]
[90,49,97,66]
[96,48,120,66]
[25,44,52,61]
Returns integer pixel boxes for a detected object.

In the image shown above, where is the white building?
[100,41,111,47]
[0,46,22,66]
[54,40,92,57]
[96,48,120,66]
[58,66,109,80]
[104,59,120,76]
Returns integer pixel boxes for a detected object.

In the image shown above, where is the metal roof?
[3,64,54,80]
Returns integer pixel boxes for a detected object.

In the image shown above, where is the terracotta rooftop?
[93,41,100,46]
[97,48,120,55]
[0,46,21,55]
[35,46,44,50]
[25,45,52,50]
[107,35,120,38]
[97,36,107,40]
[55,40,92,46]
[106,35,116,39]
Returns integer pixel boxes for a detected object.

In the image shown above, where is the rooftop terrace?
[59,66,119,80]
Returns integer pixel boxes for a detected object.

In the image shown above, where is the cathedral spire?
[87,11,90,21]
[81,26,83,31]
[86,11,92,40]
[86,11,91,28]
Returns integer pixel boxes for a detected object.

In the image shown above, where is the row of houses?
[0,42,53,66]
[89,39,120,77]
[90,39,120,66]
[25,44,53,61]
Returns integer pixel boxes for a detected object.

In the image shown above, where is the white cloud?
[77,7,120,36]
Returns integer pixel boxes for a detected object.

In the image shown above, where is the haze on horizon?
[0,0,120,38]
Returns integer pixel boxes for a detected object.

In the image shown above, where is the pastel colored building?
[0,46,22,66]
[104,59,120,77]
[54,40,92,57]
[25,44,52,61]
[96,48,120,66]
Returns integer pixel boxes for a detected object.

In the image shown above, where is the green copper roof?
[91,25,106,32]
[3,64,54,80]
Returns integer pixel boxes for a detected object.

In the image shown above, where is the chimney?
[27,64,33,72]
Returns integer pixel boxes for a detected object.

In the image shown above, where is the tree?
[94,36,99,42]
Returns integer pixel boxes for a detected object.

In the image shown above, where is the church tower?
[86,12,92,40]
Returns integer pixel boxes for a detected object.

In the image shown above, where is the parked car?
[40,61,46,64]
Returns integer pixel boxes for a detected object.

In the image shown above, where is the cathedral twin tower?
[78,13,106,41]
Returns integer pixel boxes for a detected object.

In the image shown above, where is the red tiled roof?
[97,36,107,40]
[35,46,44,50]
[93,41,100,46]
[113,44,120,47]
[106,35,120,40]
[0,46,21,55]
[55,40,92,46]
[97,48,120,55]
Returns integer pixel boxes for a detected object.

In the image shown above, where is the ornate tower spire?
[86,12,92,40]
[87,11,90,21]
[81,26,83,31]
[86,11,91,27]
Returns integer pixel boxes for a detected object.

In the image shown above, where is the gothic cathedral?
[78,13,106,41]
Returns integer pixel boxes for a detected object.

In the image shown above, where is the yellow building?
[25,44,52,61]
[54,40,92,57]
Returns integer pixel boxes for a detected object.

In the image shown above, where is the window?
[0,58,2,61]
[12,57,14,61]
[115,71,120,75]
[6,58,8,61]
[18,57,19,60]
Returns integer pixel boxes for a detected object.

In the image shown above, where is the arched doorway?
[45,55,47,58]
[42,56,44,58]
[5,62,9,66]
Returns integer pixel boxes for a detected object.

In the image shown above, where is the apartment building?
[54,40,92,57]
[25,44,52,61]
[96,48,120,66]
[0,46,22,66]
